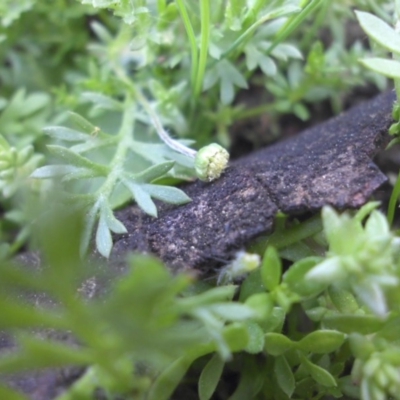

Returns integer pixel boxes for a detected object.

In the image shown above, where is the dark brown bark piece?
[112,90,395,272]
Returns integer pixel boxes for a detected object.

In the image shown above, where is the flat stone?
[112,90,395,272]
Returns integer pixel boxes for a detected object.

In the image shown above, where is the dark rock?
[112,90,395,272]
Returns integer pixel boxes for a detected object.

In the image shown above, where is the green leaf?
[258,55,277,76]
[348,333,375,361]
[274,355,295,397]
[207,59,248,105]
[301,356,337,387]
[100,200,127,234]
[222,323,249,352]
[378,316,400,342]
[293,103,310,121]
[68,111,99,134]
[355,10,400,55]
[142,184,191,205]
[0,0,35,27]
[219,59,247,88]
[31,165,79,178]
[81,92,123,111]
[81,201,100,257]
[245,44,260,71]
[0,385,29,400]
[96,207,113,257]
[203,67,219,90]
[306,257,346,284]
[208,303,255,321]
[123,181,157,217]
[359,58,400,80]
[283,256,324,296]
[61,167,99,182]
[261,246,281,291]
[321,207,347,250]
[245,44,277,76]
[47,145,106,172]
[244,321,265,354]
[244,292,273,322]
[132,161,175,183]
[0,297,65,329]
[328,287,359,314]
[229,357,265,400]
[295,377,317,399]
[264,307,286,333]
[322,315,385,334]
[17,92,49,116]
[265,333,294,356]
[297,330,346,354]
[271,43,302,61]
[382,348,400,366]
[90,20,113,43]
[148,356,193,400]
[239,269,264,302]
[43,126,89,141]
[0,337,91,374]
[353,281,387,317]
[364,210,389,237]
[198,354,224,400]
[354,201,381,223]
[17,145,34,164]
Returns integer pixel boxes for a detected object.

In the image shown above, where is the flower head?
[195,143,229,182]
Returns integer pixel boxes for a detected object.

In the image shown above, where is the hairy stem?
[113,63,197,159]
[96,96,136,199]
[134,86,197,158]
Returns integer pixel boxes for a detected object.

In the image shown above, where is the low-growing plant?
[2,202,400,400]
[1,1,400,400]
[355,3,400,228]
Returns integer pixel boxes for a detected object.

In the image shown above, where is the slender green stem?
[194,0,211,98]
[266,214,323,250]
[210,4,300,69]
[366,0,391,20]
[175,0,198,92]
[242,0,266,27]
[55,367,97,400]
[250,214,323,254]
[394,81,400,104]
[97,96,136,199]
[387,172,400,226]
[264,0,324,56]
[300,0,329,48]
[234,102,276,121]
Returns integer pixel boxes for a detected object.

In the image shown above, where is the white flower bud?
[194,143,229,182]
